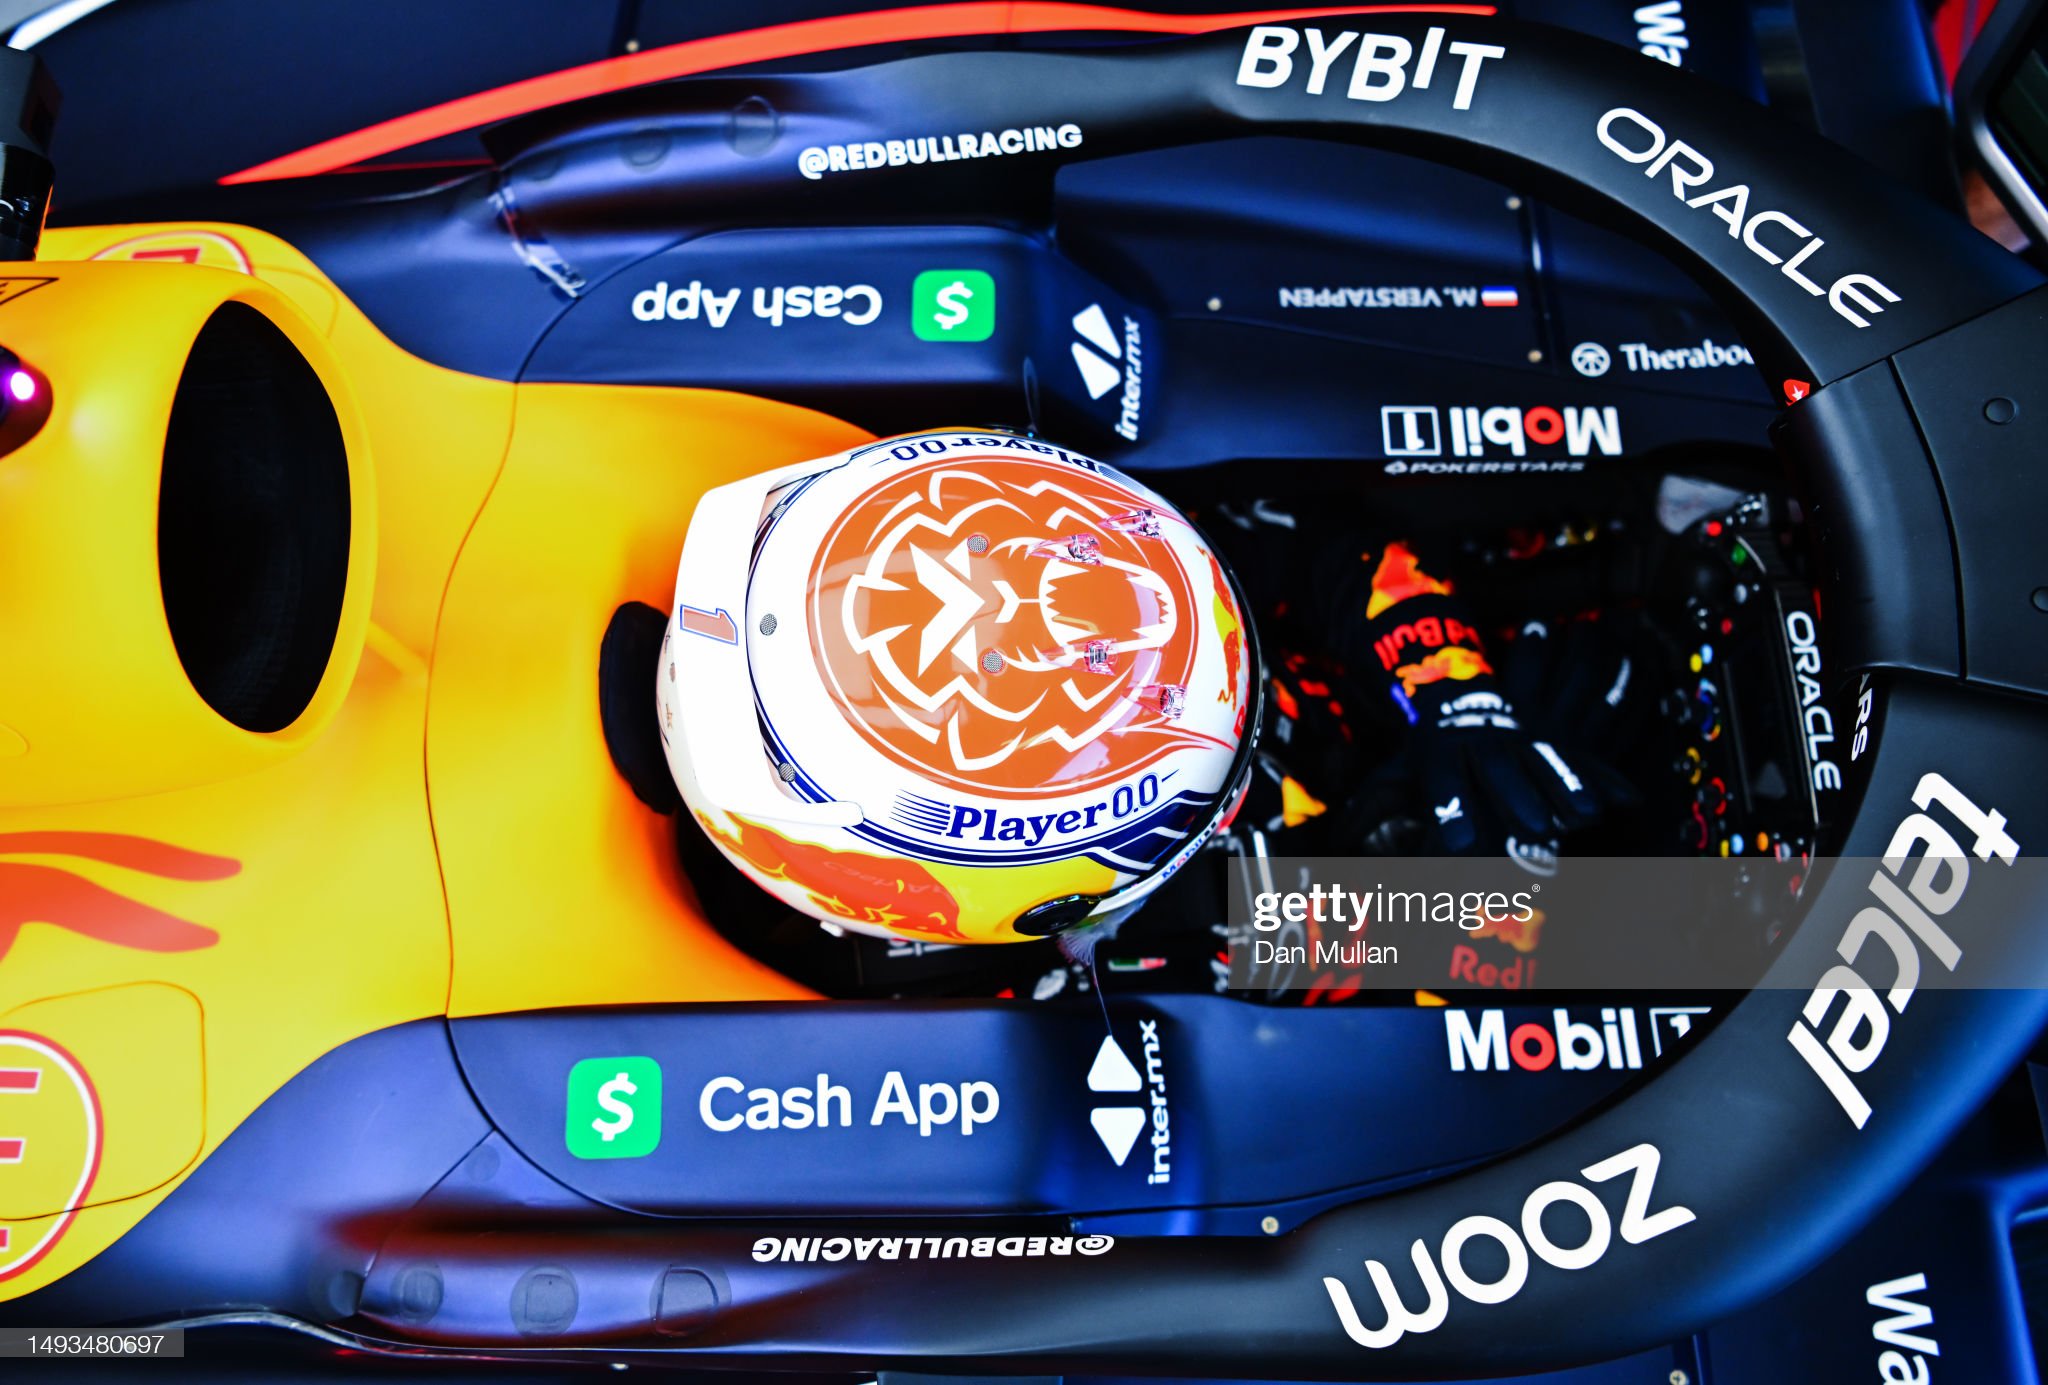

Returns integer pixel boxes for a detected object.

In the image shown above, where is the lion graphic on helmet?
[811,458,1225,798]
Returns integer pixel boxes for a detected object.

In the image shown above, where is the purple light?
[5,370,33,403]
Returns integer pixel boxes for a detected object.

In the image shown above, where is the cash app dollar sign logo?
[912,269,996,342]
[593,1074,637,1140]
[565,1055,662,1159]
[933,283,973,330]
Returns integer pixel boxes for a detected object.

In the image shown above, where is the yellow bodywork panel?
[429,383,863,1015]
[0,222,871,1298]
[0,984,204,1218]
[0,255,378,807]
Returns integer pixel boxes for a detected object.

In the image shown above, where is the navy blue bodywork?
[12,1,2048,1379]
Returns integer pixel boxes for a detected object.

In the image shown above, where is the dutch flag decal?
[1481,286,1519,309]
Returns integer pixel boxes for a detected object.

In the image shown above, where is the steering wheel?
[370,15,2048,1374]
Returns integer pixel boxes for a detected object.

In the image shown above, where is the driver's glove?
[1496,613,1645,820]
[1355,544,1602,853]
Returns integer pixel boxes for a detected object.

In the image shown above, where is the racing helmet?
[658,428,1259,945]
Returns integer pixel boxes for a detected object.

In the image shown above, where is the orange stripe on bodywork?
[0,834,236,961]
[219,3,1499,183]
[0,832,240,880]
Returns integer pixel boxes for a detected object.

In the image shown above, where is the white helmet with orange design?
[656,428,1259,945]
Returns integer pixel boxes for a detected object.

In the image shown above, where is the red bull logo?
[0,833,234,963]
[1365,541,1452,617]
[701,814,965,942]
[1365,543,1492,693]
[1467,903,1545,953]
[1207,554,1244,700]
[1394,646,1491,697]
[810,456,1216,797]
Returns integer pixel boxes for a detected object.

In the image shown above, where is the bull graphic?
[700,814,966,942]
